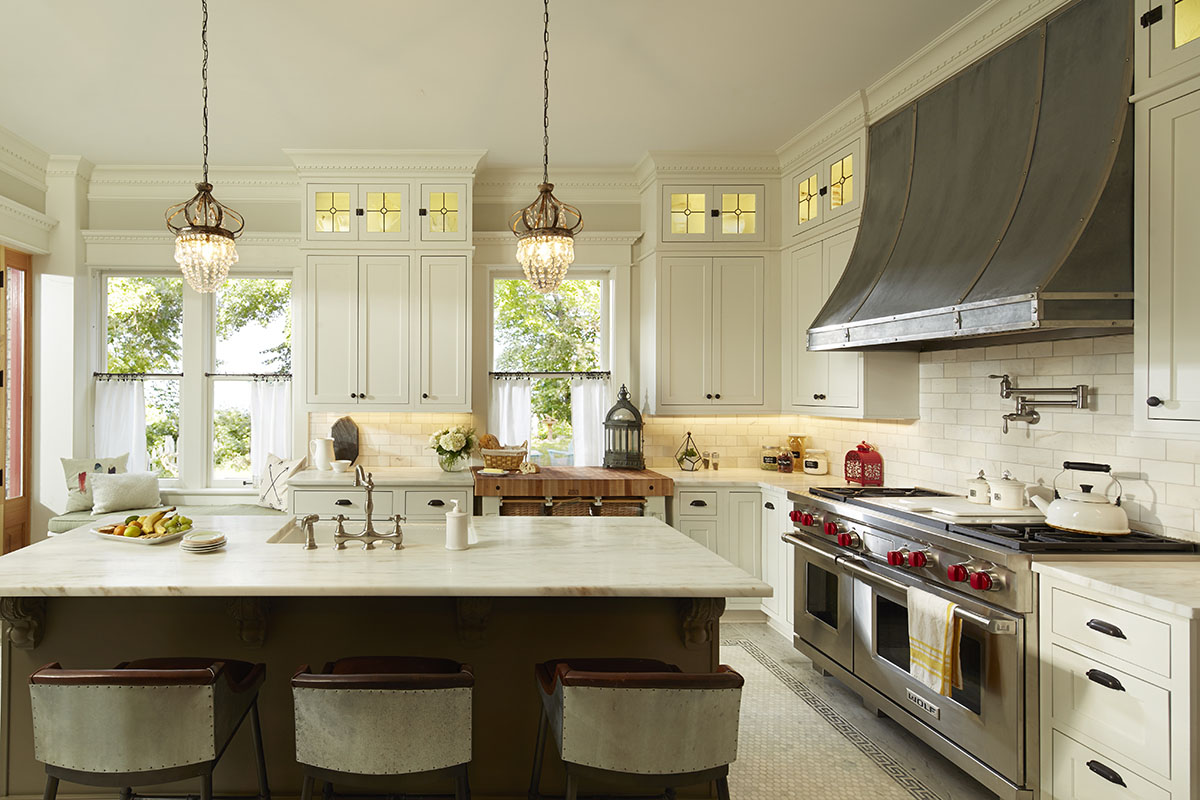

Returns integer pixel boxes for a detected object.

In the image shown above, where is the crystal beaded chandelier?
[165,0,244,293]
[509,0,582,294]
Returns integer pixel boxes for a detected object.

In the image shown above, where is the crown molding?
[634,151,781,191]
[474,167,639,204]
[777,92,868,175]
[81,229,301,246]
[87,165,300,203]
[472,230,643,247]
[83,229,301,269]
[284,149,488,177]
[0,126,50,192]
[45,155,95,182]
[0,195,57,254]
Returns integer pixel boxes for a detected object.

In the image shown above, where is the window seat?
[48,504,286,535]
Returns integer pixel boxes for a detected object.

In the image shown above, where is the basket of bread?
[479,434,528,471]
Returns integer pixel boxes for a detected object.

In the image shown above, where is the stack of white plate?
[180,531,226,554]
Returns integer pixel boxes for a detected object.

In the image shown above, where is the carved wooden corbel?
[228,598,270,647]
[456,597,493,643]
[0,597,47,649]
[679,598,724,647]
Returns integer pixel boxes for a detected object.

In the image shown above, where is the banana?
[143,507,175,530]
[154,521,168,534]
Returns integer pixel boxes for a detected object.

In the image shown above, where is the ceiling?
[0,1,985,169]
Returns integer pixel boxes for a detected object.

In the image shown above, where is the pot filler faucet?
[989,374,1088,433]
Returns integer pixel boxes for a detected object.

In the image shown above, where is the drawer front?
[405,490,470,519]
[1050,587,1172,678]
[1050,730,1171,800]
[1049,644,1171,778]
[292,490,394,520]
[678,491,719,516]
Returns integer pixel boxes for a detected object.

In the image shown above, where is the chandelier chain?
[542,0,550,185]
[201,0,210,184]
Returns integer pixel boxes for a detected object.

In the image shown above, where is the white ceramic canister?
[309,437,335,471]
[966,470,991,504]
[803,449,829,475]
[987,470,1029,510]
[445,499,469,550]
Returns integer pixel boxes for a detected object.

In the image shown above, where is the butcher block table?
[473,466,674,520]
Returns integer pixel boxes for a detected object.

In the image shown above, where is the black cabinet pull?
[1140,5,1163,26]
[812,393,826,401]
[710,208,719,217]
[419,208,428,216]
[427,499,445,507]
[818,186,828,196]
[1086,668,1126,692]
[1146,395,1162,407]
[355,208,364,216]
[764,502,775,510]
[422,392,429,399]
[705,393,713,399]
[1086,618,1127,639]
[689,500,708,507]
[334,499,352,506]
[1086,760,1126,787]
[1063,461,1111,473]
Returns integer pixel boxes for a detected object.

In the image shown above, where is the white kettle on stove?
[1030,461,1130,535]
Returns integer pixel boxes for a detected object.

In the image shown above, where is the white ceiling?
[0,1,984,169]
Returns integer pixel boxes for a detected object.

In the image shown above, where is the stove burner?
[812,486,952,500]
[950,521,1198,553]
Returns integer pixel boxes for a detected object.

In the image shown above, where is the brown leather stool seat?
[29,657,270,800]
[292,656,474,800]
[529,658,745,800]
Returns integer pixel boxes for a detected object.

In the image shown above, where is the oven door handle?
[782,533,839,563]
[837,555,1019,636]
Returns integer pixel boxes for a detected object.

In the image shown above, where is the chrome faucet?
[353,465,378,535]
[331,512,407,551]
[1002,397,1041,433]
[298,514,320,551]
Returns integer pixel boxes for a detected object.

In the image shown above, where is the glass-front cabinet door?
[713,184,766,242]
[822,140,861,223]
[305,183,412,242]
[419,183,468,242]
[661,184,765,243]
[662,185,712,242]
[1146,0,1200,80]
[791,167,823,235]
[358,184,411,242]
[307,183,357,242]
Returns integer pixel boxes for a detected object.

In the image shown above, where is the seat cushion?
[536,658,681,694]
[48,504,285,534]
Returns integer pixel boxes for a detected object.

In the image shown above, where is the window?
[491,275,608,464]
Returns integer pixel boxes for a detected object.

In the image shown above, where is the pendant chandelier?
[509,0,582,294]
[165,0,244,293]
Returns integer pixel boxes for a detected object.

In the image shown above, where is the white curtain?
[570,379,608,467]
[250,379,292,483]
[95,379,146,472]
[489,378,532,447]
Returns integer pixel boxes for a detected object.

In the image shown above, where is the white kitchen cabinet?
[672,487,762,612]
[787,136,864,239]
[660,184,766,243]
[306,255,362,404]
[658,256,764,409]
[358,256,412,405]
[678,518,718,551]
[419,183,468,242]
[305,183,412,243]
[1137,0,1200,94]
[760,487,793,634]
[1136,81,1200,431]
[419,256,469,407]
[785,228,918,419]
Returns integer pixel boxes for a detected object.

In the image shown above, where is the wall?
[644,334,1200,544]
[308,412,475,469]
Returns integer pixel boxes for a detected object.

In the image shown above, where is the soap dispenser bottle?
[445,499,469,550]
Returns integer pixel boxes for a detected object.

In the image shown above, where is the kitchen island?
[0,515,767,800]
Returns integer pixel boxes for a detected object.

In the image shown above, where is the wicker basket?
[481,441,528,470]
[549,498,594,517]
[594,498,646,517]
[500,499,545,517]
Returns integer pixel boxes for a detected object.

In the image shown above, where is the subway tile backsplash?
[308,412,475,469]
[644,335,1200,543]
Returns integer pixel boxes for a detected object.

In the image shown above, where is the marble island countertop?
[288,467,475,487]
[1033,557,1200,620]
[0,515,770,599]
[669,467,853,493]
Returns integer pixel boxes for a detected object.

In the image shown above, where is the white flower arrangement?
[428,424,478,458]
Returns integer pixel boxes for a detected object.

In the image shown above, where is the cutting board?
[472,466,674,497]
[924,497,1043,518]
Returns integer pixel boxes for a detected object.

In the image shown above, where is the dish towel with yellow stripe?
[907,586,963,696]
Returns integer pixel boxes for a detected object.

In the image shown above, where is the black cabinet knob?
[418,208,428,216]
[705,393,713,399]
[764,502,775,510]
[350,393,357,399]
[1147,396,1162,407]
[714,393,721,399]
[422,393,429,399]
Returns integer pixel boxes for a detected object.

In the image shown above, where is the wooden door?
[419,256,469,406]
[1,247,31,552]
[306,255,359,404]
[711,257,764,405]
[659,257,712,406]
[358,256,411,404]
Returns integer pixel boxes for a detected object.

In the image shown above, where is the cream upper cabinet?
[658,256,764,409]
[419,255,469,407]
[786,228,918,419]
[419,183,468,242]
[787,136,863,239]
[1136,82,1200,429]
[306,183,412,243]
[306,255,360,403]
[358,256,412,404]
[660,184,766,243]
[1139,0,1200,90]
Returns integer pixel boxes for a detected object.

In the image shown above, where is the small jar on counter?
[760,445,779,471]
[777,447,794,473]
[803,449,829,475]
[711,451,720,471]
[787,434,805,462]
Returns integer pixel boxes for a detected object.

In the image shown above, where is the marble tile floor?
[722,623,998,800]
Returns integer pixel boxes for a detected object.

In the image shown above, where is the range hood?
[808,0,1133,351]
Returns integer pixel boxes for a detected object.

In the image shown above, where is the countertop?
[1033,557,1200,620]
[289,467,475,488]
[0,515,770,599]
[669,467,852,494]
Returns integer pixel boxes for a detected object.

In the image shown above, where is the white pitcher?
[309,437,335,471]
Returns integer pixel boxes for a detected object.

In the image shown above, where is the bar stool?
[29,657,270,800]
[528,658,744,800]
[292,656,473,800]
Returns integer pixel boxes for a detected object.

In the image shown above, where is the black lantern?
[603,384,644,470]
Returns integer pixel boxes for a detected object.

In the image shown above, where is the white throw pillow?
[90,472,162,514]
[257,454,304,511]
[61,455,129,512]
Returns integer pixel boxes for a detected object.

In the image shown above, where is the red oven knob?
[789,509,803,523]
[837,531,861,548]
[823,521,842,536]
[947,564,969,582]
[908,551,929,568]
[969,571,995,591]
[886,550,907,566]
[802,513,815,526]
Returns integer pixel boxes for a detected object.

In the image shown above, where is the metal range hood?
[808,0,1133,351]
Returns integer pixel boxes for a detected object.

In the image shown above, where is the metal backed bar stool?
[292,656,473,800]
[528,658,744,800]
[29,657,270,800]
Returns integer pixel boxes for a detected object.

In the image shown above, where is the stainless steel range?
[784,486,1196,800]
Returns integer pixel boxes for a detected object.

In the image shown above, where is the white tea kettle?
[309,437,335,471]
[1030,461,1130,535]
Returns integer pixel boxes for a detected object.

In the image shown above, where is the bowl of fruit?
[92,508,194,545]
